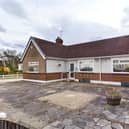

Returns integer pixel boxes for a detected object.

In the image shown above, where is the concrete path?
[0,79,23,84]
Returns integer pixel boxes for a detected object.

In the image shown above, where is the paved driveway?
[0,81,129,129]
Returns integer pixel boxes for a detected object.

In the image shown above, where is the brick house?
[21,35,129,85]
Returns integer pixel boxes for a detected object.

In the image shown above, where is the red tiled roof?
[33,35,129,58]
[33,38,68,58]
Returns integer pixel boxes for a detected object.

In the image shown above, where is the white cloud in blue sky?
[0,0,129,52]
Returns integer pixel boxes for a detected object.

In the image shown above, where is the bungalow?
[21,35,129,85]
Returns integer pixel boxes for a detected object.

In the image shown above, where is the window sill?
[27,71,39,73]
[112,72,129,74]
[78,71,94,73]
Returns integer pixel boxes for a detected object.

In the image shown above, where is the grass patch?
[42,99,49,103]
[107,91,120,97]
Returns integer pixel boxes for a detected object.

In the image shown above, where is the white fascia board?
[20,37,32,62]
[46,56,95,61]
[47,54,129,61]
[20,37,46,62]
[46,56,67,61]
[66,54,129,61]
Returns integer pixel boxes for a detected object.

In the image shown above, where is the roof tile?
[33,35,129,58]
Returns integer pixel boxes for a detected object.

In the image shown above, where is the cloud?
[0,25,6,33]
[0,0,27,19]
[121,7,129,27]
[13,43,25,49]
[0,38,12,48]
[0,38,24,52]
[35,16,118,44]
[0,0,128,52]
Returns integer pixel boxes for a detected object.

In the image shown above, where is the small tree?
[0,49,22,74]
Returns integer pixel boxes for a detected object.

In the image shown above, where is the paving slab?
[0,81,128,128]
[39,90,97,110]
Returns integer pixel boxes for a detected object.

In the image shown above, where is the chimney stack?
[55,36,63,45]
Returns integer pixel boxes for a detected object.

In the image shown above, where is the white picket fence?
[0,74,23,79]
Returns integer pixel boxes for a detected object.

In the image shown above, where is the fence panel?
[0,120,29,129]
[0,74,23,80]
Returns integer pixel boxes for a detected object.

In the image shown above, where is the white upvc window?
[79,59,94,72]
[28,61,39,73]
[113,58,129,73]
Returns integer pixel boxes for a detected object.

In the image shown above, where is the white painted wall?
[46,59,67,73]
[46,56,129,74]
[101,58,112,73]
[94,59,100,73]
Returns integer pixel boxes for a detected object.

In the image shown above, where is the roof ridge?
[25,34,129,59]
[31,34,129,47]
[67,34,129,47]
[32,36,55,44]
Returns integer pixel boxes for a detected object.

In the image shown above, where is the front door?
[69,63,75,79]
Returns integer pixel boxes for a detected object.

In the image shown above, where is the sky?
[0,0,129,52]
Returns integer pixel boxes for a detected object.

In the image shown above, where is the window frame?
[112,58,129,74]
[78,59,94,73]
[27,61,39,73]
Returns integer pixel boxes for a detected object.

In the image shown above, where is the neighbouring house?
[21,35,129,85]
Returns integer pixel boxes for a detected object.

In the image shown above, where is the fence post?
[2,74,4,79]
[17,73,18,79]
